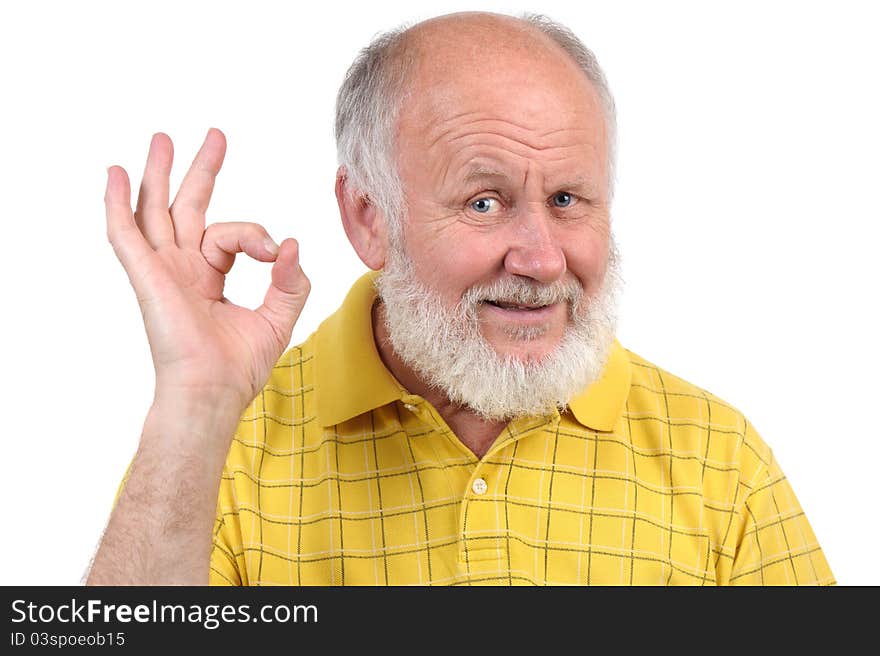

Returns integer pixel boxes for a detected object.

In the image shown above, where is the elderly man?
[88,12,834,585]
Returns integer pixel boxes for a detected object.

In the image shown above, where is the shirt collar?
[315,271,631,432]
[315,271,405,428]
[565,338,631,432]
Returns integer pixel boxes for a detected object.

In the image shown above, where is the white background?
[1,0,876,585]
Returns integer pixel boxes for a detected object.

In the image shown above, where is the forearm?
[86,395,242,586]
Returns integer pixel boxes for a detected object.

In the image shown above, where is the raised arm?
[86,129,310,585]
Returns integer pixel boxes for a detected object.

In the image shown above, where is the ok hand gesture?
[105,129,310,419]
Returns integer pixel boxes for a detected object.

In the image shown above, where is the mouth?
[485,300,550,311]
[481,300,564,325]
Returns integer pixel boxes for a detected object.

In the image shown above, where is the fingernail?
[264,238,280,255]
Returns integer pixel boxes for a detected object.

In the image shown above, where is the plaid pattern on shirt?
[206,273,834,586]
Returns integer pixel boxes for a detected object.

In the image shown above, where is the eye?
[552,192,575,208]
[470,197,498,213]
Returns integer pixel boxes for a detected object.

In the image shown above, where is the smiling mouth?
[485,300,551,311]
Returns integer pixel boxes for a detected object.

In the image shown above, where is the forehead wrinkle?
[537,148,603,171]
[443,129,598,161]
[420,126,602,197]
[423,110,486,149]
[444,146,599,192]
[425,113,587,152]
[427,137,591,190]
[539,126,596,140]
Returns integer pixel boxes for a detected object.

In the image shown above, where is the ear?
[335,166,388,270]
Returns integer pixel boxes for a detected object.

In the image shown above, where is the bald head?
[403,12,586,73]
[400,13,605,128]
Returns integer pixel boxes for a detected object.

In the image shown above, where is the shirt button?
[472,478,488,495]
[404,403,417,412]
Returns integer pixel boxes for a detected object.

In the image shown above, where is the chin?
[484,331,564,362]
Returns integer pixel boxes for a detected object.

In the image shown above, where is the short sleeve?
[727,448,835,585]
[209,464,248,586]
[111,460,133,509]
[111,456,246,585]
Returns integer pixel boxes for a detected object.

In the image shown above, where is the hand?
[105,128,310,418]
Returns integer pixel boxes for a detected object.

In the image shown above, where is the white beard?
[375,236,623,421]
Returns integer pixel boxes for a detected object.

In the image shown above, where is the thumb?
[256,238,310,347]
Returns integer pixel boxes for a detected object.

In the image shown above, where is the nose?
[502,206,567,284]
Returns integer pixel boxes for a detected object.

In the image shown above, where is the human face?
[392,35,612,363]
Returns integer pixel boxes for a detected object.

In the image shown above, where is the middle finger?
[134,132,175,248]
[170,127,227,250]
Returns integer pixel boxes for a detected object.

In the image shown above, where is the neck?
[372,300,506,459]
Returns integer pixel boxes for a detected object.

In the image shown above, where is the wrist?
[140,390,245,469]
[152,383,250,423]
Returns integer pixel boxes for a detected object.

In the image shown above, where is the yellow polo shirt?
[208,272,834,586]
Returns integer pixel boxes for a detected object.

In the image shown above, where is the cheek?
[411,232,505,298]
[566,233,610,293]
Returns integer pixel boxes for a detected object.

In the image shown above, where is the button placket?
[458,469,505,567]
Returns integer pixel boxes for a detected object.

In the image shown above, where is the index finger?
[169,127,227,250]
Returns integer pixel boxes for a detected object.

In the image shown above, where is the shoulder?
[621,346,773,485]
[264,336,318,395]
[225,334,320,466]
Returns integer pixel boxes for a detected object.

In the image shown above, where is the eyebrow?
[551,175,599,196]
[461,165,516,186]
[461,164,598,196]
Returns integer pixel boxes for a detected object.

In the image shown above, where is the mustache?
[460,276,584,308]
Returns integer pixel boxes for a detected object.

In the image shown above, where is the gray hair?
[334,13,617,236]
